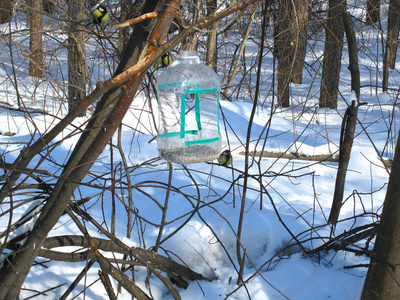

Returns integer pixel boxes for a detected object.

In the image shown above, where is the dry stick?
[224,8,256,95]
[65,208,118,300]
[110,141,116,236]
[328,11,360,232]
[154,162,173,252]
[22,283,67,300]
[59,260,95,300]
[115,127,134,293]
[98,270,117,300]
[236,0,268,285]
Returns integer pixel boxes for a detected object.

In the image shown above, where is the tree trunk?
[366,0,380,25]
[328,12,359,229]
[182,0,201,50]
[275,0,293,107]
[382,0,400,91]
[206,0,219,71]
[361,130,400,299]
[225,8,256,96]
[328,100,358,227]
[118,0,133,59]
[0,0,11,24]
[291,0,308,84]
[27,0,43,78]
[68,0,87,115]
[274,0,307,105]
[319,0,346,109]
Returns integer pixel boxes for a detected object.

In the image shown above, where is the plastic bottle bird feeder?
[156,51,221,164]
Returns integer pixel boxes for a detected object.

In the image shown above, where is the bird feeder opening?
[156,51,222,164]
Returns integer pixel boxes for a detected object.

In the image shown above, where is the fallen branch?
[240,150,339,162]
[307,223,378,256]
[42,235,211,282]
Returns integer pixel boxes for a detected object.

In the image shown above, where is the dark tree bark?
[275,0,293,107]
[68,0,87,115]
[43,0,54,14]
[118,0,134,59]
[206,0,219,71]
[366,0,380,25]
[328,100,358,227]
[274,0,308,106]
[291,0,308,84]
[382,0,400,91]
[361,131,400,299]
[319,0,346,109]
[0,0,11,23]
[328,12,359,229]
[27,0,43,78]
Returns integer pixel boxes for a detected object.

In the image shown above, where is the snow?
[0,1,398,299]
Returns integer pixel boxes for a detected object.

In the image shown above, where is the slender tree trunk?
[0,0,11,24]
[361,130,400,299]
[386,0,400,69]
[182,0,201,50]
[291,0,309,84]
[274,0,293,107]
[206,0,219,71]
[275,0,293,107]
[319,0,346,109]
[328,101,358,227]
[382,0,400,91]
[27,0,43,78]
[366,0,380,25]
[274,0,308,105]
[68,0,87,115]
[328,12,359,229]
[225,8,256,96]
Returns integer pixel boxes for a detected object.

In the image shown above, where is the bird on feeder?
[218,150,232,166]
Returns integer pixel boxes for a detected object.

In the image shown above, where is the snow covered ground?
[0,1,399,299]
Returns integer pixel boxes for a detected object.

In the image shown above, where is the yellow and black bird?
[156,52,173,68]
[218,150,232,166]
[90,5,109,25]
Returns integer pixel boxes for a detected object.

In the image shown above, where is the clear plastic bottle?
[156,51,221,164]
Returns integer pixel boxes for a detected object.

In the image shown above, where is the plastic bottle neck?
[178,51,200,64]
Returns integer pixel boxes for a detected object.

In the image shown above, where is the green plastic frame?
[158,83,220,146]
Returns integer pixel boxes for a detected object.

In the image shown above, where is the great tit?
[90,5,109,25]
[156,52,173,68]
[218,150,232,166]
